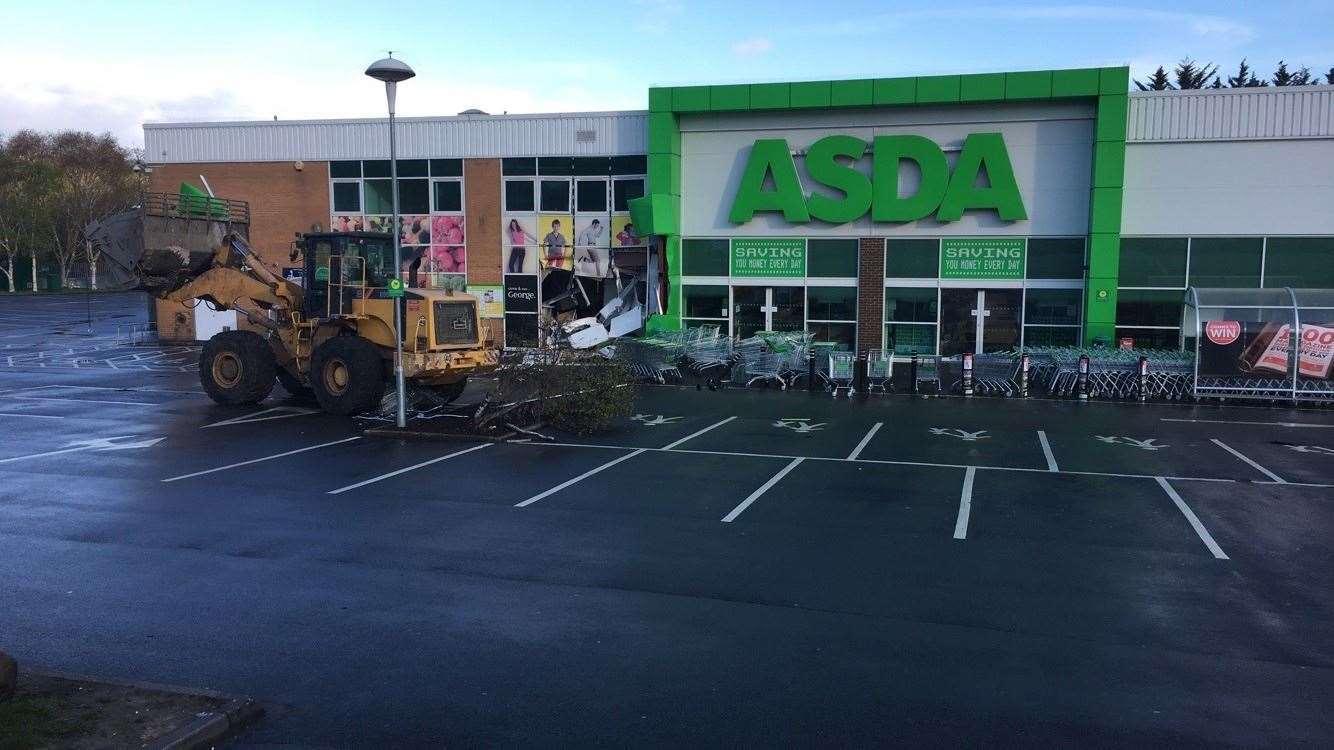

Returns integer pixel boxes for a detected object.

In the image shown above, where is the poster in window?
[400,215,432,246]
[611,215,642,248]
[429,245,466,275]
[1194,320,1334,380]
[503,215,540,274]
[538,214,573,271]
[468,285,504,318]
[365,216,391,235]
[332,215,364,233]
[431,215,465,246]
[504,274,539,313]
[573,216,610,277]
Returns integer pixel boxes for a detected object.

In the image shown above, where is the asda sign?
[729,133,1027,226]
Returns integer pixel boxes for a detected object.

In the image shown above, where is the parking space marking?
[721,458,804,523]
[952,467,976,540]
[1154,477,1229,560]
[1209,438,1286,483]
[846,422,883,460]
[1162,418,1334,428]
[203,406,320,429]
[1037,430,1058,472]
[660,416,736,450]
[162,436,363,483]
[0,412,64,419]
[328,443,491,495]
[514,448,648,507]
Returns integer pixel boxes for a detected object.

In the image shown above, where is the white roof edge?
[144,109,647,129]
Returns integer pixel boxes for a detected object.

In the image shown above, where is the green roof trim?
[915,75,961,104]
[830,79,874,106]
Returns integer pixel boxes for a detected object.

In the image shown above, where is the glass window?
[1119,237,1187,287]
[885,323,937,354]
[886,239,938,278]
[398,179,429,215]
[1114,327,1180,350]
[1027,238,1084,279]
[1263,237,1334,289]
[332,182,360,213]
[1116,289,1184,327]
[683,285,728,318]
[330,161,360,178]
[613,179,644,212]
[502,158,536,176]
[398,159,428,177]
[809,322,855,350]
[540,180,569,212]
[363,179,393,214]
[1189,237,1262,288]
[1023,326,1079,347]
[433,181,462,213]
[576,180,607,212]
[504,180,534,212]
[885,287,937,322]
[808,239,857,278]
[610,155,648,175]
[362,160,391,178]
[573,157,610,176]
[538,157,573,175]
[430,158,463,177]
[1023,289,1081,326]
[504,313,538,348]
[681,239,729,276]
[807,287,856,321]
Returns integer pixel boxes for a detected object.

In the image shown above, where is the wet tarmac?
[2,293,1333,748]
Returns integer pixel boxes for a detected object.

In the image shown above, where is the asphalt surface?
[2,292,1333,748]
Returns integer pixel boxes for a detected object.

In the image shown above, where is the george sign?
[468,285,504,318]
[503,274,539,313]
[939,238,1025,279]
[731,238,806,278]
[386,277,404,298]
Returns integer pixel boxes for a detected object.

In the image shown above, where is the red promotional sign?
[1204,320,1241,346]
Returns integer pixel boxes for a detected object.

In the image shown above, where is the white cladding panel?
[1126,86,1334,142]
[679,102,1095,238]
[1122,139,1334,236]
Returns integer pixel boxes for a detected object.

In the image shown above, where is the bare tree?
[0,140,57,293]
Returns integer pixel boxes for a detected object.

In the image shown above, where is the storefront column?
[856,237,885,354]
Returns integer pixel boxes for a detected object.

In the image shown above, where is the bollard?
[1077,354,1090,402]
[807,349,817,393]
[910,352,919,395]
[1137,356,1148,402]
[961,352,975,397]
[1019,353,1030,398]
[853,352,868,397]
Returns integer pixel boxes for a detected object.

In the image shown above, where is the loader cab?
[299,232,396,319]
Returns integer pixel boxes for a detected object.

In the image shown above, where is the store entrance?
[940,288,1021,355]
[733,286,805,339]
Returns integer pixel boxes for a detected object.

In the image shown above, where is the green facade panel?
[648,87,674,112]
[647,112,680,155]
[749,82,790,109]
[1089,188,1123,234]
[1095,95,1128,141]
[1004,70,1053,100]
[1086,233,1121,279]
[790,81,832,108]
[960,73,1006,102]
[915,75,960,103]
[1099,66,1130,95]
[672,86,711,112]
[1092,140,1125,188]
[830,79,874,106]
[872,77,915,105]
[1051,68,1100,97]
[710,84,750,111]
[647,154,681,195]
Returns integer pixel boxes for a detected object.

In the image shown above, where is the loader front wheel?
[310,336,386,415]
[200,330,276,405]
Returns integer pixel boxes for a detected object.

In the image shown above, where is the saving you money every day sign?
[939,238,1026,280]
[731,238,806,278]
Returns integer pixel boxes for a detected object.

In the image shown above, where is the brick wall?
[464,158,501,286]
[148,161,330,269]
[856,237,885,354]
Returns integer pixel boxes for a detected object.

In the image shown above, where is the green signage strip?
[731,238,806,278]
[940,238,1026,280]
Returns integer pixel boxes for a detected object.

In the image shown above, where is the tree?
[0,140,57,293]
[1135,66,1173,91]
[1326,67,1334,85]
[1226,59,1267,87]
[1272,60,1294,86]
[1290,66,1315,85]
[1174,58,1218,89]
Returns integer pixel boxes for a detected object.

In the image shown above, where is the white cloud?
[732,37,774,58]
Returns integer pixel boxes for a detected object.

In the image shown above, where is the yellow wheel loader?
[88,191,497,415]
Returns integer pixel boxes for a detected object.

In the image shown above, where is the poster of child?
[612,215,641,247]
[573,216,610,277]
[332,215,364,233]
[400,215,431,246]
[503,216,539,274]
[538,214,573,271]
[431,215,465,246]
[429,245,466,275]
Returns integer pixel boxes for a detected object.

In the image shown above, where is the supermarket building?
[144,67,1334,353]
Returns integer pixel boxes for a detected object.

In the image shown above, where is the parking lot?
[2,293,1334,747]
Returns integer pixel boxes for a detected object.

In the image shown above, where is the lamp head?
[365,55,416,84]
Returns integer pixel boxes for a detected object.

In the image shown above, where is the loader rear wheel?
[200,330,276,405]
[310,336,386,415]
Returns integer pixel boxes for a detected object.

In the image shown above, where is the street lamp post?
[365,54,416,428]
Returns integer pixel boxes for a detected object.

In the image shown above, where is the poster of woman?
[538,214,573,271]
[503,216,539,274]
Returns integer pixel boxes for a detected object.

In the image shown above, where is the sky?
[1,0,1331,149]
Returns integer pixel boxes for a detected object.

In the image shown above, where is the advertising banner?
[503,274,539,314]
[468,285,504,318]
[1198,320,1334,381]
[730,238,806,278]
[940,238,1025,280]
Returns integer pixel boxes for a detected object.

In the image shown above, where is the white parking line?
[660,416,736,450]
[163,436,362,482]
[1155,477,1229,560]
[329,443,491,495]
[1210,438,1286,483]
[1037,430,1058,472]
[721,457,804,523]
[1162,418,1334,428]
[515,448,648,507]
[953,467,976,540]
[0,412,65,419]
[846,422,883,461]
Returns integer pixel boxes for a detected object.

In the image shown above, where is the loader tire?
[310,336,386,416]
[431,377,468,404]
[199,330,276,405]
[276,367,316,403]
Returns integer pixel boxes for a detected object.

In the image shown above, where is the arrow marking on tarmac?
[1095,436,1167,451]
[0,435,165,464]
[773,418,826,433]
[930,428,990,441]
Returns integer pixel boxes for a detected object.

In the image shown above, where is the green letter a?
[937,132,1027,222]
[729,139,810,224]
